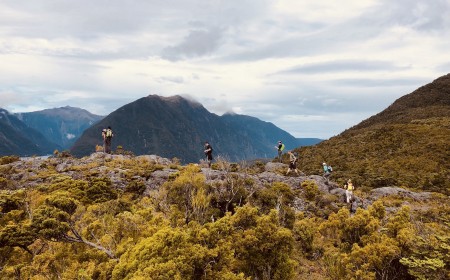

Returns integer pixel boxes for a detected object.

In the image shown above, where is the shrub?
[0,156,20,165]
[301,180,320,201]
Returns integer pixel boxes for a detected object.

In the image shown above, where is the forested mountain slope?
[71,95,306,162]
[294,73,450,194]
[16,106,103,150]
[0,109,60,156]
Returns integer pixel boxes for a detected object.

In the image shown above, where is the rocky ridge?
[3,153,436,215]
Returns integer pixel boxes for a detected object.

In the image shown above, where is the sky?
[1,0,449,139]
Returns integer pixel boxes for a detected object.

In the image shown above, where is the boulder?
[370,187,433,201]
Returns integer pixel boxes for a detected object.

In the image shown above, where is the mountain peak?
[347,73,450,131]
[71,95,303,161]
[145,94,203,108]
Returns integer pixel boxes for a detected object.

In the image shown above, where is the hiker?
[102,126,114,154]
[350,197,358,213]
[286,151,299,176]
[204,141,213,167]
[275,140,285,162]
[344,179,354,203]
[322,162,332,178]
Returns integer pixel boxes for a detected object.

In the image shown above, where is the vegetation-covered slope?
[0,154,448,279]
[295,74,450,194]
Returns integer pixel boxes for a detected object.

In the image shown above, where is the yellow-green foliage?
[0,155,20,165]
[112,206,294,280]
[0,156,449,280]
[159,164,212,225]
[0,177,10,189]
[301,180,320,201]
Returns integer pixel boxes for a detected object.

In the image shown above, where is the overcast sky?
[1,0,449,139]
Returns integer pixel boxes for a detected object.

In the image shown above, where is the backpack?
[293,152,299,162]
[106,129,113,138]
[327,166,333,172]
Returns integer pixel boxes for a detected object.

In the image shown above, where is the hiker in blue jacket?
[322,162,332,178]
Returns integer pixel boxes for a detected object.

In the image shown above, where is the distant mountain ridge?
[295,73,450,194]
[0,108,60,156]
[71,95,319,162]
[15,106,103,150]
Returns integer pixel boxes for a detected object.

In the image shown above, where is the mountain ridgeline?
[295,73,450,194]
[71,95,317,162]
[0,109,60,156]
[16,106,103,150]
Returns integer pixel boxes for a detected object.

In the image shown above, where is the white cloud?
[0,0,449,138]
[274,0,378,23]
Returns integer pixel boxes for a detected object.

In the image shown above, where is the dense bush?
[0,156,448,280]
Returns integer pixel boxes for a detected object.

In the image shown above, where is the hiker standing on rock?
[322,162,332,178]
[204,141,213,168]
[286,151,299,176]
[102,126,114,154]
[275,141,285,163]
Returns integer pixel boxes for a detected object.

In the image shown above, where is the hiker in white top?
[286,151,299,175]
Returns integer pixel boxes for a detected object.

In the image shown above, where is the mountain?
[15,106,103,150]
[295,73,450,194]
[71,95,310,162]
[0,108,60,156]
[220,113,322,151]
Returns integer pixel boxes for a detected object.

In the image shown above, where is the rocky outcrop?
[2,154,437,213]
[370,187,434,201]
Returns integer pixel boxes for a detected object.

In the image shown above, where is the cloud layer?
[0,0,449,139]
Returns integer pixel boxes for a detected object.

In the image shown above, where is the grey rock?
[264,162,285,172]
[370,187,433,201]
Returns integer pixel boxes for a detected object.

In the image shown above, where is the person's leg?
[105,138,110,153]
[207,155,212,167]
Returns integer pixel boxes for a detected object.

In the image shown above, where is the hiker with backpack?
[102,126,114,154]
[204,141,213,168]
[322,162,332,178]
[286,151,300,175]
[275,140,285,163]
